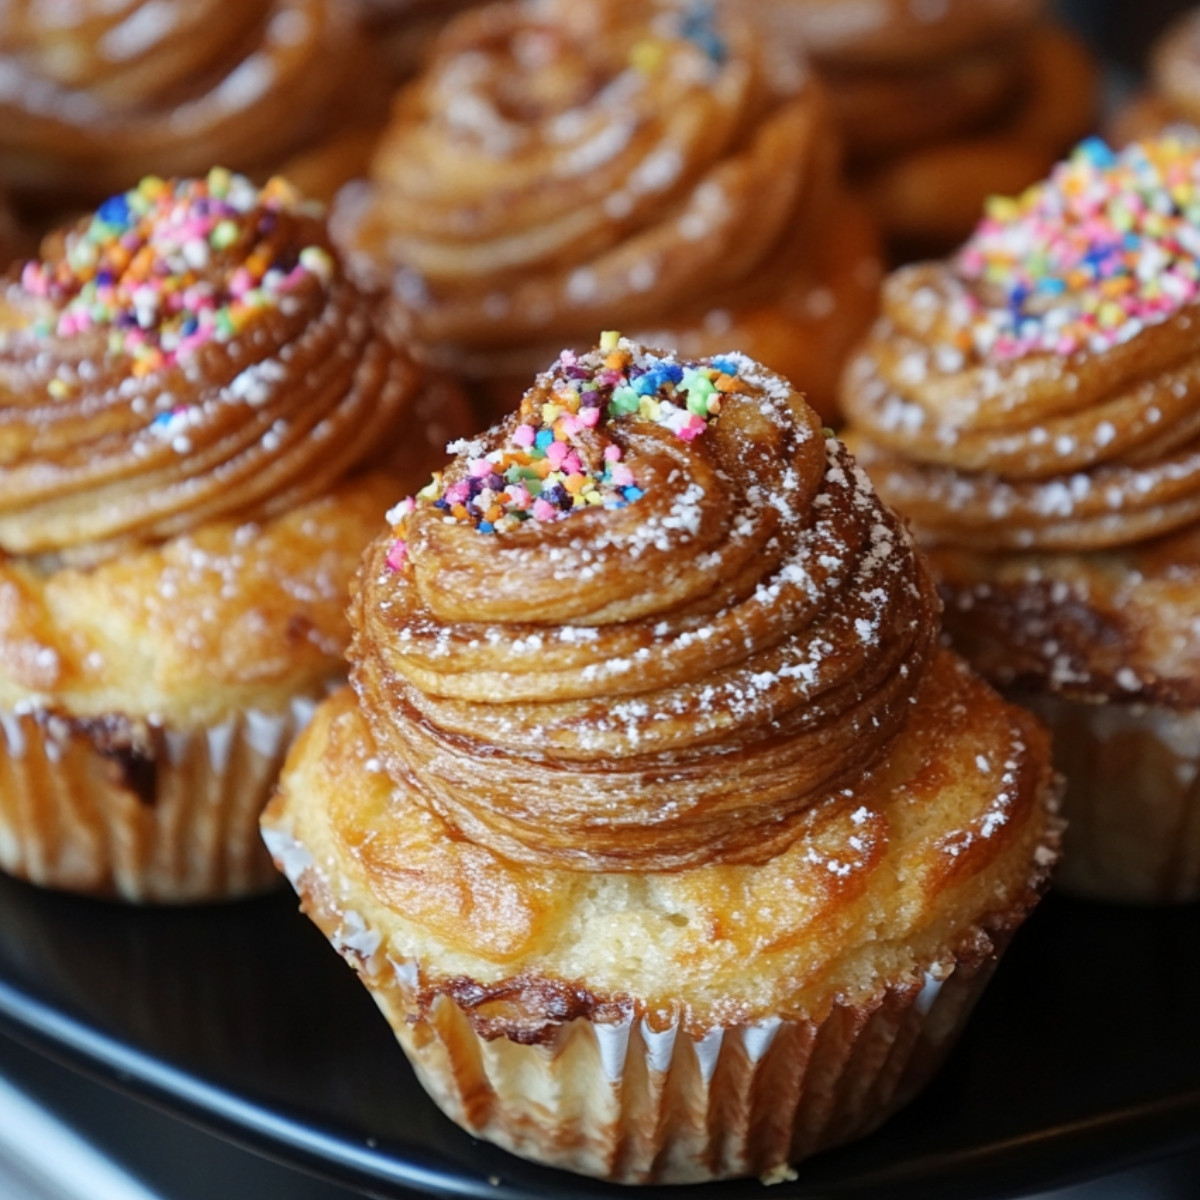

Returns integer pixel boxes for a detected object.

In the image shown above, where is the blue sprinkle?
[535,429,555,449]
[624,486,645,501]
[662,364,684,383]
[1075,136,1117,169]
[478,521,495,533]
[97,193,132,227]
[711,356,739,376]
[633,373,660,395]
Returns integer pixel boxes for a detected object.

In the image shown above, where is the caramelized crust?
[350,350,939,872]
[844,263,1200,553]
[265,652,1059,1032]
[0,0,387,202]
[333,0,879,420]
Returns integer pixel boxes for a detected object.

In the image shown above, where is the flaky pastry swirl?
[0,172,431,561]
[0,0,383,201]
[844,137,1200,553]
[334,0,866,397]
[350,340,939,872]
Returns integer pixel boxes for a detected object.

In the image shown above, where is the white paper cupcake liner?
[0,694,318,903]
[1021,693,1200,903]
[264,824,1010,1185]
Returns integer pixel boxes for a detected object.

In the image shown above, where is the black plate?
[0,873,1196,1200]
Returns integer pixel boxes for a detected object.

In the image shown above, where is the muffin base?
[267,820,1022,1185]
[0,695,318,903]
[1021,693,1200,904]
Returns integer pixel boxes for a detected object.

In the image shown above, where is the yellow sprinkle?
[985,195,1020,222]
[585,491,604,506]
[599,330,621,351]
[47,378,70,398]
[541,402,562,423]
[417,471,442,500]
[629,38,666,73]
[638,397,660,420]
[138,174,167,199]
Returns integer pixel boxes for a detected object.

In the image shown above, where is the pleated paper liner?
[0,694,318,903]
[266,819,1027,1186]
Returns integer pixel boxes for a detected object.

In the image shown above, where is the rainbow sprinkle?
[956,135,1200,361]
[18,168,332,381]
[385,334,743,570]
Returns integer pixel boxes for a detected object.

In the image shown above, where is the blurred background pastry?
[0,170,472,902]
[0,0,389,211]
[264,336,1060,1183]
[842,135,1200,904]
[761,0,1100,257]
[334,0,883,424]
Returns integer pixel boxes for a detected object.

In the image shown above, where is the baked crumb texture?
[265,339,1060,1181]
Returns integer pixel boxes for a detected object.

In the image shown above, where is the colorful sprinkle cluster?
[385,332,743,571]
[19,167,333,380]
[956,135,1200,361]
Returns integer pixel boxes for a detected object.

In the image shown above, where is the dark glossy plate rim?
[1,963,1198,1200]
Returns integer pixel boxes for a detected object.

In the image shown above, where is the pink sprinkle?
[610,463,635,486]
[468,458,493,478]
[557,414,581,436]
[604,444,622,461]
[20,262,47,296]
[545,441,568,468]
[578,406,601,428]
[532,498,557,521]
[560,451,583,475]
[507,484,531,508]
[445,481,471,504]
[512,425,536,448]
[676,416,707,442]
[559,349,578,366]
[386,539,408,571]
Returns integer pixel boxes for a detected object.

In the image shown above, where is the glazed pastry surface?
[351,340,939,873]
[0,0,384,201]
[335,0,879,418]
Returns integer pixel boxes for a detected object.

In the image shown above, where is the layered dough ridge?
[334,0,877,415]
[0,0,383,201]
[844,138,1200,554]
[351,339,939,872]
[0,173,426,562]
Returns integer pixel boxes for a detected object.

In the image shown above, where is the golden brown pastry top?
[843,135,1200,554]
[0,171,432,563]
[334,0,843,381]
[350,338,940,873]
[0,0,382,201]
